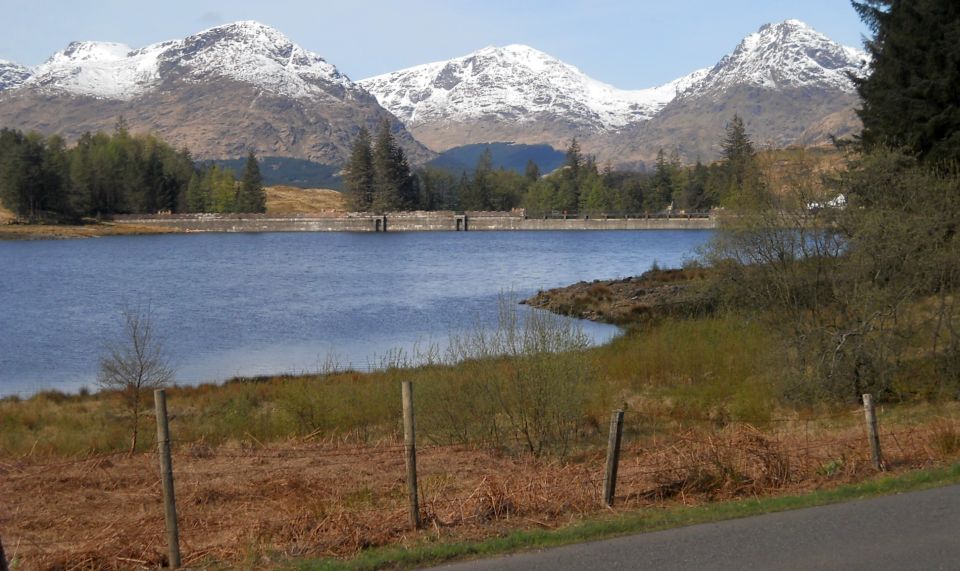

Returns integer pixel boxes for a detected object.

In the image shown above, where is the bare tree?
[98,306,174,455]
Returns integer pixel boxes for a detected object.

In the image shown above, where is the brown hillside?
[265,185,345,214]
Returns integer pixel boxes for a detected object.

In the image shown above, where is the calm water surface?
[0,230,712,396]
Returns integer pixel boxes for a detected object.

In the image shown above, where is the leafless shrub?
[97,305,174,455]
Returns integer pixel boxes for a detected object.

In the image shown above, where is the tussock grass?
[1,314,779,457]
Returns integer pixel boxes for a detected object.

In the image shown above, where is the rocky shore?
[522,267,716,325]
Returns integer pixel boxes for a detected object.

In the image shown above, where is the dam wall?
[113,211,717,232]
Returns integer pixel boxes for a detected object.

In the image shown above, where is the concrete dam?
[113,211,717,233]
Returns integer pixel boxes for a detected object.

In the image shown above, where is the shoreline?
[523,267,715,325]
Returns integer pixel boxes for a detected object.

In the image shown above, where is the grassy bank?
[1,313,781,456]
[3,309,960,569]
[4,309,956,458]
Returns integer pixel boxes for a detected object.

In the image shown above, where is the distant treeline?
[0,121,265,221]
[2,117,760,221]
[346,118,760,215]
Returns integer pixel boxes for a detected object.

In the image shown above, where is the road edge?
[290,462,960,571]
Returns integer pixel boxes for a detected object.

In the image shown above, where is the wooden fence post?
[154,389,182,568]
[0,534,9,571]
[862,393,884,471]
[602,410,625,507]
[402,381,421,529]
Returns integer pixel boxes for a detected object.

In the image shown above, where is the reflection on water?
[0,230,712,396]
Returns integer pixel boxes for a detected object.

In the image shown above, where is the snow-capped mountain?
[0,60,31,91]
[604,19,869,166]
[360,45,709,133]
[361,19,867,163]
[24,21,358,102]
[682,19,868,96]
[0,22,430,165]
[0,19,869,168]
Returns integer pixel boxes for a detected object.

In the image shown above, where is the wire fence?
[1,389,958,570]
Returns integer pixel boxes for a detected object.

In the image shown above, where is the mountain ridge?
[359,44,711,135]
[360,19,868,165]
[0,21,431,166]
[0,19,869,169]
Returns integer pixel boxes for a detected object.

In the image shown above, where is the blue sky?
[1,0,869,88]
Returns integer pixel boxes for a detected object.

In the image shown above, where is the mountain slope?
[362,19,868,165]
[686,19,867,94]
[0,22,431,165]
[360,45,708,151]
[596,19,869,166]
[0,60,31,91]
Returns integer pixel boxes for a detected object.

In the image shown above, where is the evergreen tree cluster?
[344,120,419,212]
[853,0,960,164]
[0,123,266,221]
[346,129,761,215]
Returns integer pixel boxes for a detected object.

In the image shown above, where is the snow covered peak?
[171,20,355,99]
[20,21,357,101]
[29,40,168,99]
[0,59,32,91]
[686,19,869,95]
[360,44,706,132]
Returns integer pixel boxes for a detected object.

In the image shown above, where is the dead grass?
[266,186,345,214]
[0,222,180,240]
[2,408,957,570]
[757,146,849,198]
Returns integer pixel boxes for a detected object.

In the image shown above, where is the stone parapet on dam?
[113,211,717,232]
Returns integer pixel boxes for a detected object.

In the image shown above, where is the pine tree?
[522,179,560,217]
[646,148,675,211]
[563,138,583,179]
[391,143,418,209]
[185,172,210,213]
[453,172,470,211]
[722,115,756,164]
[372,120,403,212]
[344,127,375,211]
[720,115,761,202]
[0,131,55,220]
[853,0,960,163]
[141,147,164,213]
[524,159,541,182]
[462,146,494,210]
[237,151,266,213]
[682,159,710,210]
[557,138,586,212]
[209,165,238,213]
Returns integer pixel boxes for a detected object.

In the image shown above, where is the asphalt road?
[426,484,960,571]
